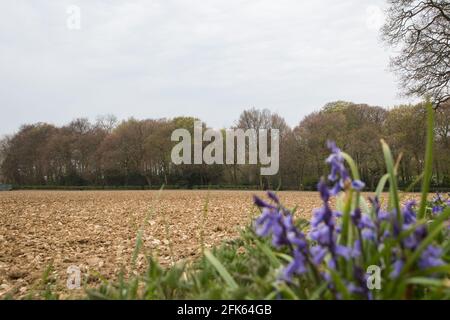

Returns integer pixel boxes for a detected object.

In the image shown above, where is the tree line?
[0,101,449,190]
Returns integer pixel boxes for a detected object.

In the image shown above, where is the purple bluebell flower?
[254,208,274,237]
[370,196,391,222]
[351,208,362,226]
[351,207,377,244]
[361,216,375,229]
[393,216,401,237]
[430,193,449,216]
[402,224,427,251]
[349,266,372,300]
[432,193,443,203]
[432,206,443,215]
[325,141,350,195]
[267,191,280,204]
[362,229,376,241]
[271,218,290,248]
[352,240,362,258]
[253,195,276,209]
[418,245,444,269]
[318,178,330,202]
[403,234,418,249]
[390,259,404,279]
[402,200,417,225]
[310,224,333,246]
[351,180,365,191]
[311,207,329,228]
[328,258,337,270]
[254,191,312,280]
[381,229,391,241]
[282,249,307,281]
[311,246,327,265]
[335,245,352,260]
[347,283,364,295]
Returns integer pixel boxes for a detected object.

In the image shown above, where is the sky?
[0,0,417,136]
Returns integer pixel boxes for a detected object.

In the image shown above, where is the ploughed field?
[0,190,418,298]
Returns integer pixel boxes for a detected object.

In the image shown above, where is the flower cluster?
[310,180,358,268]
[431,193,450,215]
[326,141,365,195]
[253,192,310,281]
[253,140,449,299]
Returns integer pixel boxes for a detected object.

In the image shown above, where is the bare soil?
[0,190,419,299]
[0,190,321,298]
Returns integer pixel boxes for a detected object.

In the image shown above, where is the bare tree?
[95,114,118,134]
[0,136,10,183]
[381,0,450,105]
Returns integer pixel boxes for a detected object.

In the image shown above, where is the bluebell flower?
[328,258,337,270]
[335,245,352,260]
[311,246,327,265]
[402,200,417,225]
[352,240,362,258]
[310,224,333,246]
[390,259,404,279]
[362,229,376,241]
[381,229,391,241]
[253,195,276,209]
[370,196,391,222]
[361,215,375,229]
[432,206,443,215]
[351,180,365,191]
[349,266,372,300]
[402,224,426,251]
[351,208,377,244]
[325,141,350,195]
[267,191,280,204]
[418,245,444,269]
[351,208,362,226]
[254,192,312,280]
[254,208,277,237]
[282,249,307,281]
[347,283,365,295]
[318,178,330,202]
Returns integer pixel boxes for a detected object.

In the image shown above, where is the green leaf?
[359,194,370,215]
[406,277,449,287]
[276,283,300,300]
[329,269,351,300]
[381,139,402,229]
[275,252,294,263]
[341,152,361,181]
[131,230,143,267]
[254,238,281,268]
[310,281,328,300]
[375,174,389,198]
[204,250,239,290]
[336,192,346,212]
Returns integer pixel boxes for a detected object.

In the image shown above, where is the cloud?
[0,0,414,135]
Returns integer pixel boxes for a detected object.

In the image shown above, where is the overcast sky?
[0,0,416,136]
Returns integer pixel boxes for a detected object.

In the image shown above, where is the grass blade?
[204,250,238,290]
[381,139,402,229]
